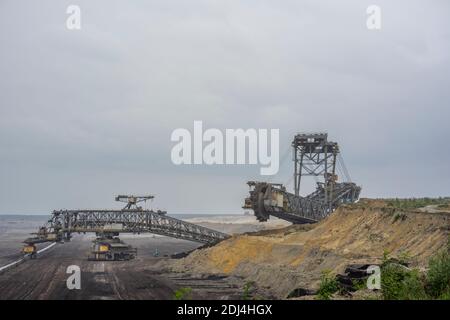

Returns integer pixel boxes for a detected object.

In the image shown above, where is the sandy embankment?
[184,215,291,235]
[172,200,450,298]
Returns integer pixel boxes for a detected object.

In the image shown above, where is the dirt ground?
[0,214,280,300]
[0,234,255,300]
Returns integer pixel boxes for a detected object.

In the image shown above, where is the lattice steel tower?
[293,133,339,208]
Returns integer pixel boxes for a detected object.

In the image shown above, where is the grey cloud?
[0,0,449,214]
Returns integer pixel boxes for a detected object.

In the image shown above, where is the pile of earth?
[170,199,450,299]
[183,215,291,234]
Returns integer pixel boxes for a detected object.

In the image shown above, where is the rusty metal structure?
[244,133,361,224]
[24,195,229,259]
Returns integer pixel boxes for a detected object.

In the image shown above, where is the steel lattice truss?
[244,133,361,224]
[244,181,360,224]
[26,209,229,245]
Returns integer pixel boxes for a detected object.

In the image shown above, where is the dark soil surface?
[0,234,245,300]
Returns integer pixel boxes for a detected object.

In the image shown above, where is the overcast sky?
[0,0,449,214]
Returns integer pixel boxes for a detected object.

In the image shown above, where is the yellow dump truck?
[88,239,137,261]
[22,244,37,258]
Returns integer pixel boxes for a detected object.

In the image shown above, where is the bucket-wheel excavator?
[244,133,361,224]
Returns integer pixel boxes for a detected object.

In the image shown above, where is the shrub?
[381,263,407,300]
[426,247,450,299]
[437,288,450,300]
[316,270,339,300]
[352,278,367,291]
[392,212,407,223]
[396,270,428,300]
[380,243,450,300]
[242,281,255,300]
[173,287,192,300]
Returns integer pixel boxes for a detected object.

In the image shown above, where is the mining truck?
[88,237,137,261]
[22,244,37,259]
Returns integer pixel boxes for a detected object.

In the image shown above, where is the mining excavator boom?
[244,133,361,224]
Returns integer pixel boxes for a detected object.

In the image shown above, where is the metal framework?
[24,197,229,246]
[293,133,338,202]
[244,133,361,224]
[115,195,154,210]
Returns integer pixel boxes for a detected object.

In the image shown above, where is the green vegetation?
[382,249,410,266]
[385,197,450,210]
[242,281,256,300]
[312,245,449,300]
[426,248,450,299]
[351,278,367,291]
[316,270,340,300]
[381,263,427,300]
[173,287,192,300]
[380,243,450,300]
[397,251,411,265]
[392,212,407,223]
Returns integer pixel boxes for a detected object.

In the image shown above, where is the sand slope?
[172,199,450,298]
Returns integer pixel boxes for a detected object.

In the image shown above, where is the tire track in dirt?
[0,236,248,300]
